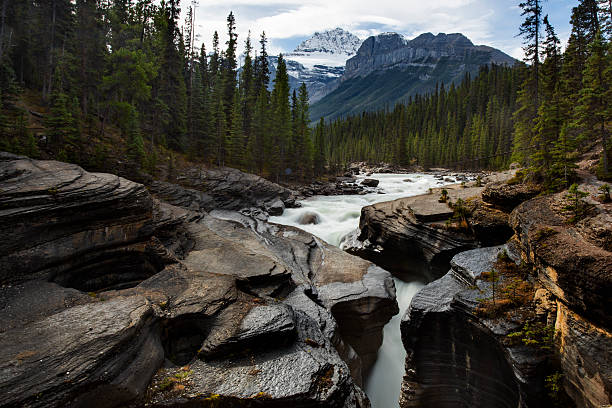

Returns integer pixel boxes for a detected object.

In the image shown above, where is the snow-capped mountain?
[268,28,363,103]
[286,27,361,69]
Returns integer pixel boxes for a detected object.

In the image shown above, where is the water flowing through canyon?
[270,173,449,407]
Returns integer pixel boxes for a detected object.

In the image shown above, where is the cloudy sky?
[188,0,579,59]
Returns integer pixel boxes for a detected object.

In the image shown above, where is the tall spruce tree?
[575,31,611,176]
[533,16,565,188]
[156,0,187,150]
[513,0,544,166]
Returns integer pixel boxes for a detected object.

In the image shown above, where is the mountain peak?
[408,32,474,48]
[293,28,362,55]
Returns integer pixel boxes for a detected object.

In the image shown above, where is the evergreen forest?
[0,1,315,181]
[0,0,610,190]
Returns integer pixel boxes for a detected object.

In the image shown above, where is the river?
[269,173,454,408]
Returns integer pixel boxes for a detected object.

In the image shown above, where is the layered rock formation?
[399,246,547,408]
[398,182,611,408]
[0,153,398,408]
[149,165,297,215]
[509,188,612,407]
[346,181,513,281]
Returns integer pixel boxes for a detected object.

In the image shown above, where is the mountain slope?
[311,32,516,121]
[266,28,362,102]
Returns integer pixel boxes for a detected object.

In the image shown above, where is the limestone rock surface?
[0,154,398,408]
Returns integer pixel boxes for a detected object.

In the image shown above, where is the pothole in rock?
[236,274,296,300]
[161,314,210,366]
[51,250,166,293]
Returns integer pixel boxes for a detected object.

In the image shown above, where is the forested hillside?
[0,1,317,181]
[319,64,521,170]
[0,0,610,189]
[324,0,612,189]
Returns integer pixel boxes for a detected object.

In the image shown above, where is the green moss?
[533,227,558,241]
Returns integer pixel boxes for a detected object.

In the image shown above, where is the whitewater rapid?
[270,173,452,408]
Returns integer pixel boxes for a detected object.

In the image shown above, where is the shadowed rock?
[361,179,379,187]
[298,211,321,225]
[149,166,298,215]
[482,182,541,211]
[0,153,398,408]
[399,246,546,408]
[345,181,515,281]
[509,190,612,407]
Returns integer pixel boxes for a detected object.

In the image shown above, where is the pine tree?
[295,82,313,180]
[270,54,291,180]
[576,31,611,177]
[532,16,565,188]
[240,32,255,145]
[210,71,226,166]
[228,89,244,168]
[518,0,544,104]
[313,117,326,177]
[46,92,79,160]
[562,0,601,114]
[223,12,238,120]
[255,32,270,92]
[156,0,187,150]
[252,86,270,173]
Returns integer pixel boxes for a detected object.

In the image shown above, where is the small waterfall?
[365,278,424,407]
[270,173,448,407]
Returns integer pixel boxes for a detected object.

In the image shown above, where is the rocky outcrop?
[399,246,548,408]
[482,182,541,212]
[395,182,611,408]
[346,183,513,280]
[509,188,612,407]
[0,152,183,287]
[149,165,298,215]
[293,179,364,198]
[0,153,398,408]
[344,33,515,81]
[361,179,379,187]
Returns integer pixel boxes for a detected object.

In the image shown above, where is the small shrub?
[507,322,555,352]
[545,372,563,400]
[438,189,448,203]
[564,183,589,222]
[598,184,611,203]
[507,169,526,185]
[533,227,558,241]
[158,368,193,392]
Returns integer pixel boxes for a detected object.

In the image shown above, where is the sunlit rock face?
[509,191,612,407]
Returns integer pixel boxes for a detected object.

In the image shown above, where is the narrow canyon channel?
[270,173,454,407]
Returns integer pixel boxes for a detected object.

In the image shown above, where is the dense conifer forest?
[320,64,521,171]
[0,0,610,189]
[0,0,315,181]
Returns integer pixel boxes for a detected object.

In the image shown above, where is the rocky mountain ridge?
[311,31,517,120]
